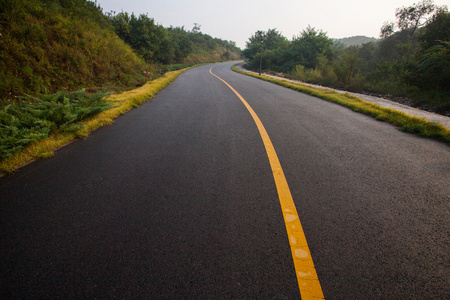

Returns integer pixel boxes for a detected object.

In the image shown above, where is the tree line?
[243,0,449,114]
[106,11,240,66]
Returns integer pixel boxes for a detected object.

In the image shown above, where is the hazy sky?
[95,0,450,48]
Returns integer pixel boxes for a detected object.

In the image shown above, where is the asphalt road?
[1,62,449,299]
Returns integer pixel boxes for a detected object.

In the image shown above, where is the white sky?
[95,0,450,49]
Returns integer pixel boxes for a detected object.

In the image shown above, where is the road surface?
[1,62,449,299]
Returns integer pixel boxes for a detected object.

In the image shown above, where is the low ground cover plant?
[0,89,112,160]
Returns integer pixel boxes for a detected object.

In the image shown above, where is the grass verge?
[232,65,450,146]
[0,67,190,175]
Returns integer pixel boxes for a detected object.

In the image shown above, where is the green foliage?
[243,1,449,115]
[0,104,51,158]
[107,13,241,65]
[417,41,450,90]
[242,29,289,62]
[291,56,337,86]
[395,0,437,37]
[420,11,450,48]
[109,12,175,64]
[243,26,334,72]
[0,89,112,159]
[289,26,334,69]
[0,0,241,101]
[167,26,194,62]
[380,0,444,39]
[332,46,362,88]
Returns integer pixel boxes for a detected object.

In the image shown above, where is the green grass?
[0,67,191,175]
[232,65,450,145]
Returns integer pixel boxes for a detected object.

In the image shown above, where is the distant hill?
[333,36,378,47]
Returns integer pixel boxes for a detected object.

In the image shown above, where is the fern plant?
[0,89,112,159]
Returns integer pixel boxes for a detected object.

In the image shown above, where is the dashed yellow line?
[209,66,324,299]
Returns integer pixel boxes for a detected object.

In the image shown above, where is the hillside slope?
[0,0,155,100]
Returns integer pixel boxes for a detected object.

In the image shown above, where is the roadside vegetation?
[232,65,450,145]
[0,0,241,171]
[243,0,449,115]
[0,89,112,160]
[0,0,241,100]
[0,0,155,100]
[0,68,189,175]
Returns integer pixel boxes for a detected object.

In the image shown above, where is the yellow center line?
[209,66,324,299]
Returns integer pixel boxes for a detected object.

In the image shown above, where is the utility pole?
[259,40,263,76]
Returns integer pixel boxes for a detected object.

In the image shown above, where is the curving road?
[1,62,449,299]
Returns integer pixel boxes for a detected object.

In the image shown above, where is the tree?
[264,28,289,50]
[380,0,446,39]
[396,0,436,37]
[417,41,450,90]
[242,29,288,69]
[358,42,378,74]
[167,26,193,62]
[108,12,175,64]
[109,11,132,44]
[289,26,334,69]
[128,13,167,62]
[192,23,201,33]
[242,30,266,60]
[333,46,361,88]
[380,21,395,39]
[420,10,450,48]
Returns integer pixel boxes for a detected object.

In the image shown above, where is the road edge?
[232,64,450,146]
[0,67,192,176]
